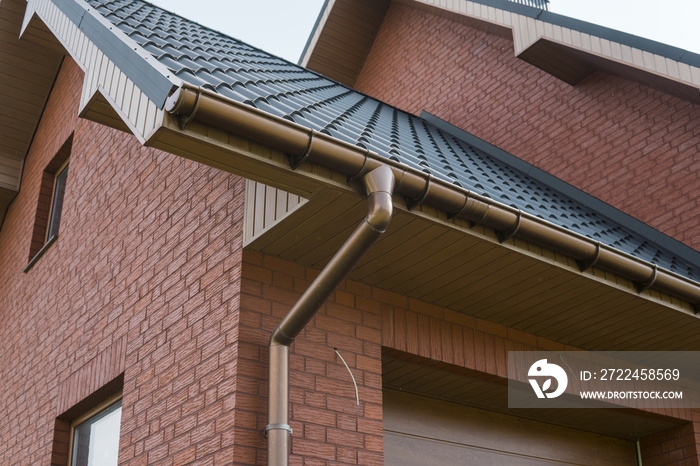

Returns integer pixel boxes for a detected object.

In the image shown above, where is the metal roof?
[86,0,699,280]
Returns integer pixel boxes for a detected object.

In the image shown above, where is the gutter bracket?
[497,211,522,243]
[578,242,601,272]
[347,150,371,182]
[176,90,201,130]
[405,177,430,210]
[449,192,491,227]
[288,130,316,170]
[636,265,658,293]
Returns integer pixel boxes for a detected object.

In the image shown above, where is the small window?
[46,161,69,241]
[25,135,72,272]
[68,395,122,466]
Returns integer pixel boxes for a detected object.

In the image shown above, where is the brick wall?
[0,58,247,465]
[353,2,700,250]
[240,250,700,465]
[640,422,700,466]
[2,54,698,466]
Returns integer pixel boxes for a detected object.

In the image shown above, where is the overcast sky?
[146,0,700,63]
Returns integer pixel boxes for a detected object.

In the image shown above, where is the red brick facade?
[640,422,700,466]
[239,250,700,465]
[1,8,700,466]
[354,2,700,250]
[0,58,246,464]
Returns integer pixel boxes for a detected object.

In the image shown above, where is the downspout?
[265,165,395,466]
[163,84,700,462]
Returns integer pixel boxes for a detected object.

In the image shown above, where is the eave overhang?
[18,0,700,351]
[0,0,65,226]
[21,0,181,145]
[164,83,700,309]
[155,86,700,350]
[301,0,700,103]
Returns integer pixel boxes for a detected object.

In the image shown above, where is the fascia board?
[22,0,174,142]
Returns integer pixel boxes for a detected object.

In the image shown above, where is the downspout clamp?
[266,165,395,466]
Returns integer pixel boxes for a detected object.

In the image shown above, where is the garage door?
[384,390,637,465]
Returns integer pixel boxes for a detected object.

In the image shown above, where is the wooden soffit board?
[300,0,390,86]
[0,0,64,196]
[243,184,699,352]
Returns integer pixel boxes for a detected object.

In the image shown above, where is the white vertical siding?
[0,157,23,191]
[410,0,700,92]
[244,180,308,245]
[25,0,166,143]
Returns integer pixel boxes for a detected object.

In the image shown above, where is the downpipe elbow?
[363,165,394,232]
[366,192,393,232]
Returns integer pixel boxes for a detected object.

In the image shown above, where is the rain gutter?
[165,82,699,465]
[165,83,700,309]
[164,84,700,309]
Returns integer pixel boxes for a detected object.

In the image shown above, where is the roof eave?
[302,0,700,102]
[0,0,66,229]
[21,0,700,312]
[163,82,700,310]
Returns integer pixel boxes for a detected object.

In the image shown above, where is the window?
[24,135,72,272]
[46,161,69,241]
[68,394,122,466]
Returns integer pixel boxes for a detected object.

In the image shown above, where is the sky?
[146,0,700,63]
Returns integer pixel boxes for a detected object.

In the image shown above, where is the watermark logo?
[509,351,697,409]
[528,359,568,399]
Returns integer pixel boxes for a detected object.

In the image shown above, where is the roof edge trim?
[303,0,700,95]
[421,111,700,271]
[164,83,700,308]
[452,0,700,68]
[50,0,178,107]
[298,0,331,66]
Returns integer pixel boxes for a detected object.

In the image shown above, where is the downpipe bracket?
[263,424,293,438]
